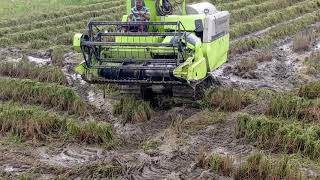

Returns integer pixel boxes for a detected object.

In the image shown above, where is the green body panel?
[102,36,174,59]
[203,34,230,72]
[74,0,229,85]
[164,15,205,31]
[73,33,82,52]
[173,34,229,81]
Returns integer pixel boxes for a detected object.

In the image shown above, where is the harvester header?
[73,0,230,98]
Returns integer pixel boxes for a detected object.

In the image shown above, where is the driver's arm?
[143,9,151,21]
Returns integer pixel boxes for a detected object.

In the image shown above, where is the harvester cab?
[73,0,230,99]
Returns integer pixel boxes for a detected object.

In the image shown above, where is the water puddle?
[3,164,31,173]
[27,56,51,66]
[315,40,320,51]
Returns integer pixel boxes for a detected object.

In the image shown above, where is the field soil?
[0,30,319,179]
[1,0,320,179]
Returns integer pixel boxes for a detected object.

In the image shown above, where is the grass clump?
[203,88,254,112]
[293,31,313,52]
[50,46,65,66]
[230,0,320,38]
[183,111,227,134]
[305,51,320,75]
[231,10,320,54]
[237,153,300,179]
[236,114,320,159]
[268,94,310,119]
[0,102,115,145]
[0,103,65,141]
[209,153,233,176]
[299,81,320,99]
[208,152,301,179]
[142,137,160,152]
[0,61,67,85]
[268,93,320,122]
[113,96,152,123]
[255,49,273,62]
[233,58,258,78]
[0,79,86,116]
[230,0,301,26]
[66,120,114,147]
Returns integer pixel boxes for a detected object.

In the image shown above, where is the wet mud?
[0,31,320,179]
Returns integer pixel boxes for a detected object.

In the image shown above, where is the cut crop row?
[0,5,125,37]
[0,102,114,146]
[0,79,87,116]
[209,152,302,179]
[231,0,320,39]
[236,114,320,159]
[268,93,320,122]
[24,16,116,48]
[0,0,124,29]
[0,13,122,47]
[229,0,303,25]
[231,10,320,54]
[0,22,90,47]
[217,0,266,11]
[0,61,67,85]
[187,0,240,5]
[203,82,320,122]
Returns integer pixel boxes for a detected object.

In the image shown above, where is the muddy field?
[0,0,320,179]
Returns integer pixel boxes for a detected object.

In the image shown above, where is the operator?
[128,0,150,32]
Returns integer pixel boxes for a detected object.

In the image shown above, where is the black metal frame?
[81,20,188,85]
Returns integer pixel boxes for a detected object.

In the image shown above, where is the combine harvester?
[73,0,230,99]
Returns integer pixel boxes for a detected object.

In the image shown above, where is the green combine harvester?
[73,0,230,99]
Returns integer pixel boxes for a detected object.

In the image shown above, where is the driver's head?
[135,0,143,10]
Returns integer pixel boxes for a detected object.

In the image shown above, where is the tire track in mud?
[60,55,222,178]
[38,144,104,168]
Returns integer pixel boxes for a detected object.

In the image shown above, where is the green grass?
[229,0,303,26]
[0,79,87,116]
[268,93,311,119]
[0,61,67,85]
[113,96,152,123]
[202,88,255,111]
[0,1,123,28]
[0,102,114,146]
[142,137,161,152]
[299,81,320,99]
[0,0,107,20]
[0,5,125,37]
[305,51,320,76]
[268,93,320,122]
[209,152,302,179]
[217,0,266,11]
[231,10,320,54]
[231,0,320,38]
[236,114,320,159]
[0,0,125,49]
